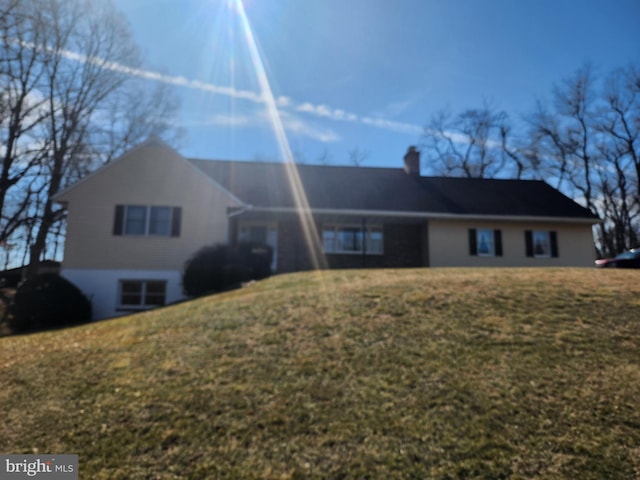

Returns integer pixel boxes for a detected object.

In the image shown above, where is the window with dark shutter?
[468,229,477,256]
[113,205,124,235]
[171,207,182,237]
[124,206,147,235]
[526,230,556,258]
[494,230,503,256]
[470,229,500,257]
[525,231,534,257]
[550,231,558,258]
[149,207,172,235]
[114,205,182,237]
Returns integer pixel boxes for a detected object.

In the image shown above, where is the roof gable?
[54,137,243,205]
[54,137,174,202]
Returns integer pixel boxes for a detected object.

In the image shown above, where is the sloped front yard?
[1,268,639,479]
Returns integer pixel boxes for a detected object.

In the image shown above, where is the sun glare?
[231,0,327,270]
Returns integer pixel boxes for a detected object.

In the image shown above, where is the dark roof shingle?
[189,159,597,220]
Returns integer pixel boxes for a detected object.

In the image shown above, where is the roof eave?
[242,206,600,224]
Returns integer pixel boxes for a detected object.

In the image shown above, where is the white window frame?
[148,206,172,236]
[118,279,167,309]
[322,224,384,255]
[532,230,551,258]
[476,229,495,257]
[123,206,174,236]
[124,205,147,235]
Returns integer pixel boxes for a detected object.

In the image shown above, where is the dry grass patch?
[1,268,639,479]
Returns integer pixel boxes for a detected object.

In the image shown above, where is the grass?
[1,268,639,479]
[0,288,14,337]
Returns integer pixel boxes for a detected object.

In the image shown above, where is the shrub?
[9,273,92,333]
[183,243,273,296]
[235,242,273,280]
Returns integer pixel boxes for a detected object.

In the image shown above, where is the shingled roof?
[189,159,598,221]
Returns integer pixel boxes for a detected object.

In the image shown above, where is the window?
[368,228,383,254]
[469,229,502,257]
[239,224,269,244]
[113,205,182,237]
[149,206,172,235]
[119,280,167,308]
[525,230,558,258]
[337,227,363,252]
[322,224,383,254]
[125,206,147,235]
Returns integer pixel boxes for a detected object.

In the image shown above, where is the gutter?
[242,206,600,225]
[227,204,253,218]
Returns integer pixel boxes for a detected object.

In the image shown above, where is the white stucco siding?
[62,268,185,320]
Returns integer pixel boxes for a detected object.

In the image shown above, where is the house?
[54,138,599,320]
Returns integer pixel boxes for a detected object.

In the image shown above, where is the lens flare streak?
[233,0,327,270]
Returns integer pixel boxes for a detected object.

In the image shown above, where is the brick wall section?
[276,219,323,272]
[276,221,424,272]
[378,223,423,268]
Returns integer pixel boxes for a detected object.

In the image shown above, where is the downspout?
[422,220,430,267]
[362,217,367,268]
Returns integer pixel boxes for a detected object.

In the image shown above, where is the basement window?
[119,280,167,309]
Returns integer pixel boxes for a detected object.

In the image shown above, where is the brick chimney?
[403,146,420,175]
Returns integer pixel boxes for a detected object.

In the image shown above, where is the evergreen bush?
[183,243,273,296]
[10,273,92,333]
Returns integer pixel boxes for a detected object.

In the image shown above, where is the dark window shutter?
[525,230,533,257]
[550,231,558,258]
[494,229,503,256]
[113,205,124,235]
[469,229,477,256]
[171,207,182,237]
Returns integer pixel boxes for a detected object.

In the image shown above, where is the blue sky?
[113,0,639,168]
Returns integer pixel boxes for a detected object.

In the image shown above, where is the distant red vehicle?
[595,249,640,268]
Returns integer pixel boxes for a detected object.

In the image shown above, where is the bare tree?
[0,0,50,245]
[529,63,640,256]
[419,63,640,256]
[421,102,532,179]
[98,80,183,165]
[315,146,332,165]
[530,65,600,210]
[347,146,368,167]
[0,0,181,277]
[594,65,640,254]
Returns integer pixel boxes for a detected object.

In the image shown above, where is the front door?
[238,222,278,272]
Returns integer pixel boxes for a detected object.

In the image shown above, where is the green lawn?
[1,268,639,479]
